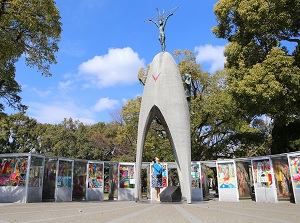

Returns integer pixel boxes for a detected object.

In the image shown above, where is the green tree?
[0,0,61,112]
[144,118,174,162]
[89,122,120,161]
[115,98,142,162]
[0,113,11,153]
[173,50,230,159]
[175,50,272,159]
[36,122,56,154]
[49,118,83,158]
[0,113,39,153]
[71,122,92,159]
[213,0,300,153]
[271,119,300,154]
[134,49,272,161]
[33,119,116,160]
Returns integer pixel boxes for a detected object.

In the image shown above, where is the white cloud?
[30,88,52,98]
[27,102,96,125]
[78,47,145,88]
[63,72,73,79]
[22,85,52,98]
[194,44,226,73]
[121,98,128,105]
[93,97,120,112]
[58,80,73,91]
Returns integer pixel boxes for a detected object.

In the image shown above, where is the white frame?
[287,152,300,204]
[55,158,74,202]
[251,157,277,203]
[118,162,135,201]
[86,161,104,201]
[216,160,239,202]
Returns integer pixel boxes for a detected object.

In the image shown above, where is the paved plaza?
[0,199,298,223]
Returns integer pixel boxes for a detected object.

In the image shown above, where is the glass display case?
[236,160,253,199]
[42,157,57,201]
[251,157,277,203]
[271,155,291,201]
[118,162,135,200]
[191,162,202,201]
[288,153,300,204]
[27,155,44,202]
[73,160,87,201]
[86,161,104,201]
[0,153,44,203]
[108,162,118,200]
[0,156,27,187]
[216,160,239,202]
[55,158,73,201]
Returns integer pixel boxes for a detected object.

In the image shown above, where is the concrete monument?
[134,52,192,203]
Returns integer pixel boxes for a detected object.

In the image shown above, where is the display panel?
[217,162,236,188]
[236,161,252,198]
[272,157,290,199]
[42,158,57,200]
[73,161,87,199]
[289,155,300,189]
[88,162,103,188]
[109,163,118,200]
[28,156,44,187]
[252,159,272,188]
[0,157,28,186]
[119,165,135,188]
[57,160,72,188]
[191,163,200,188]
[161,164,168,187]
[201,164,211,199]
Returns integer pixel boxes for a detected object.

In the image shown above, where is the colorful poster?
[290,156,300,188]
[217,162,236,188]
[88,163,103,188]
[252,159,272,188]
[43,159,56,185]
[119,165,134,188]
[236,162,252,198]
[273,159,290,198]
[57,161,72,188]
[29,166,43,187]
[0,157,27,186]
[191,164,200,188]
[161,163,168,188]
[28,156,44,187]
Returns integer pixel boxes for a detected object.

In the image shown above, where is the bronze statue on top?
[145,7,178,52]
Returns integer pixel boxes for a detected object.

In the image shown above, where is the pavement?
[0,199,298,223]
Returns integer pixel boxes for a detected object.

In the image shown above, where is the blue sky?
[10,0,227,124]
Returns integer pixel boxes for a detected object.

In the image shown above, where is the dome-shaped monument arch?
[134,46,192,203]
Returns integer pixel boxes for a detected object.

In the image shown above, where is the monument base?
[160,186,182,202]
